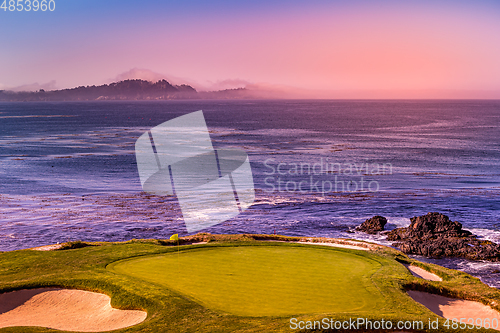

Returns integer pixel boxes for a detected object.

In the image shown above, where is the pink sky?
[1,1,500,98]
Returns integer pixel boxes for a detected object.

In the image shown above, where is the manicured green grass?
[0,234,499,332]
[109,245,383,316]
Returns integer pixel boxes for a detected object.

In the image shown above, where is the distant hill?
[0,79,251,101]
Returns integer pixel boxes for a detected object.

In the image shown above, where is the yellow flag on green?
[170,234,179,241]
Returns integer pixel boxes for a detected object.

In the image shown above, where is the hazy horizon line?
[3,78,500,100]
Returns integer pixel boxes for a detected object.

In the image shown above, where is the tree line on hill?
[0,79,250,101]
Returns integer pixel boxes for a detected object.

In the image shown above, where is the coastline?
[15,232,500,290]
[2,234,500,332]
[4,222,500,291]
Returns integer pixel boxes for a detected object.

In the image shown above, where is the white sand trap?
[30,244,63,251]
[406,265,442,281]
[408,290,500,331]
[297,241,369,251]
[0,288,147,332]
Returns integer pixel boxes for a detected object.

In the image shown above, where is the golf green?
[109,245,384,316]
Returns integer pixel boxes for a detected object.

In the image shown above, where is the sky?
[1,0,500,98]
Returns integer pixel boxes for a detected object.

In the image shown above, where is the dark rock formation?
[387,212,500,261]
[356,215,387,234]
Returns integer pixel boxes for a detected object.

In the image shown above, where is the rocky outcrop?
[386,212,500,261]
[356,216,387,234]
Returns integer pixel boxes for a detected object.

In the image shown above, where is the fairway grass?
[109,245,383,316]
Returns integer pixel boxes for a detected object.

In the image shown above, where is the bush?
[57,240,91,250]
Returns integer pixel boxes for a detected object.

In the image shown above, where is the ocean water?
[1,100,500,285]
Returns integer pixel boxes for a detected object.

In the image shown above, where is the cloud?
[244,84,500,99]
[203,79,251,91]
[237,83,500,99]
[7,80,58,92]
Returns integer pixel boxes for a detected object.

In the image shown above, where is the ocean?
[1,100,500,286]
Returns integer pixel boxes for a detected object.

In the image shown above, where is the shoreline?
[3,234,500,332]
[25,234,381,251]
[8,232,500,290]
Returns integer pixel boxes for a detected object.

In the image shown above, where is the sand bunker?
[297,241,369,251]
[406,265,442,281]
[408,290,500,331]
[0,288,147,332]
